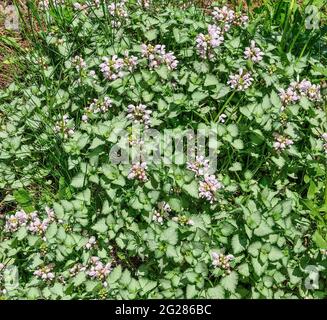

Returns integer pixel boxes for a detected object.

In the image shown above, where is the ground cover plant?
[0,0,326,299]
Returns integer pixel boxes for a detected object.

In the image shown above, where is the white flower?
[54,114,75,138]
[199,175,223,203]
[86,257,112,281]
[244,41,264,63]
[211,251,234,273]
[99,56,124,80]
[227,68,253,91]
[196,25,224,59]
[85,236,97,250]
[152,202,171,224]
[128,162,148,182]
[34,265,55,281]
[72,55,87,71]
[141,44,178,70]
[187,155,210,176]
[218,113,227,123]
[278,87,300,107]
[273,133,294,151]
[127,103,152,128]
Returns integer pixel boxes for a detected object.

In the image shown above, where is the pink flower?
[227,68,253,91]
[187,155,210,176]
[141,44,178,70]
[128,162,148,182]
[211,251,234,274]
[199,175,223,203]
[126,103,152,128]
[196,25,224,59]
[273,133,294,151]
[244,40,264,63]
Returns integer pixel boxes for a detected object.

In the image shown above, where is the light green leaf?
[220,271,238,292]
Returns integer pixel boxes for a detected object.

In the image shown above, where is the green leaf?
[46,223,58,239]
[231,234,247,254]
[207,285,225,299]
[272,156,285,168]
[220,271,238,292]
[92,219,108,233]
[161,226,178,245]
[227,124,239,137]
[73,272,86,286]
[313,231,327,249]
[232,139,244,149]
[71,172,86,188]
[192,91,208,103]
[16,226,27,240]
[109,265,122,284]
[89,137,105,150]
[268,246,284,261]
[229,162,242,172]
[204,74,219,87]
[238,263,250,277]
[156,65,169,80]
[120,269,131,286]
[13,188,31,205]
[186,284,197,298]
[144,29,158,41]
[182,180,199,198]
[254,220,273,236]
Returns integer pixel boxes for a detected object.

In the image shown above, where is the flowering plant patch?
[0,0,326,299]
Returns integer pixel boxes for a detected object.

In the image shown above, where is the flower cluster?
[72,56,87,71]
[108,0,128,27]
[82,97,112,122]
[86,256,113,286]
[172,215,194,226]
[141,44,178,70]
[54,114,75,138]
[278,87,300,108]
[137,0,150,8]
[273,133,294,151]
[279,79,321,107]
[39,0,65,10]
[99,52,138,81]
[152,201,171,224]
[128,162,148,182]
[244,40,264,63]
[128,134,145,147]
[218,113,227,123]
[5,207,55,237]
[5,210,28,232]
[227,68,254,91]
[212,6,248,31]
[73,1,100,11]
[69,263,86,276]
[199,175,223,203]
[99,55,124,80]
[187,155,210,177]
[123,51,138,72]
[34,264,55,281]
[85,236,97,250]
[196,25,224,59]
[211,252,234,274]
[127,103,152,128]
[293,79,321,101]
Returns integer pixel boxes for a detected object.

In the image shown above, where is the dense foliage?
[0,0,326,299]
